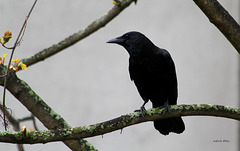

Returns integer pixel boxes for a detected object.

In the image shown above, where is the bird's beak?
[106,37,124,44]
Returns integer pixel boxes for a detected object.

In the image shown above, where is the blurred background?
[0,0,239,150]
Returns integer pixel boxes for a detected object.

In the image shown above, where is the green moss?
[224,106,233,111]
[178,105,184,110]
[128,112,139,119]
[208,104,216,110]
[81,141,98,151]
[30,130,56,142]
[201,104,211,110]
[34,96,38,102]
[28,91,34,96]
[30,131,41,141]
[197,104,202,109]
[208,104,213,107]
[210,105,219,110]
[73,124,98,135]
[234,108,240,113]
[123,115,135,124]
[213,105,219,110]
[72,127,82,134]
[170,105,177,110]
[192,104,199,110]
[43,131,55,141]
[20,80,27,85]
[50,110,61,120]
[64,129,73,136]
[108,122,116,128]
[0,131,23,141]
[90,124,97,132]
[49,110,70,128]
[151,107,164,114]
[184,105,191,110]
[20,80,31,90]
[14,132,23,141]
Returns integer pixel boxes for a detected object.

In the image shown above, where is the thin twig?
[0,0,136,150]
[2,0,37,131]
[31,114,39,131]
[0,103,24,151]
[20,0,137,68]
[1,45,14,50]
[17,114,39,131]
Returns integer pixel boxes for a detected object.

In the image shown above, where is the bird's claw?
[140,106,147,117]
[134,101,147,117]
[134,106,147,117]
[159,101,170,115]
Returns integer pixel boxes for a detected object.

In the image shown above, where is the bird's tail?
[153,117,185,135]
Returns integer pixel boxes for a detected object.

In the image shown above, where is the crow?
[107,31,185,135]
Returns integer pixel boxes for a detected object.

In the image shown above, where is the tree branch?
[0,104,239,144]
[193,0,240,54]
[0,64,97,151]
[2,0,37,132]
[21,0,136,68]
[1,0,136,150]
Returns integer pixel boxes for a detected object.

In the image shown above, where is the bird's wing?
[156,48,178,104]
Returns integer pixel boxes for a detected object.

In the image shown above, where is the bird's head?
[107,31,155,56]
[107,31,146,48]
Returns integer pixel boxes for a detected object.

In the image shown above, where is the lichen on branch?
[0,104,239,144]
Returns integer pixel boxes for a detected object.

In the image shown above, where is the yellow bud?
[0,37,3,45]
[112,1,120,5]
[11,58,19,63]
[22,126,27,131]
[3,53,8,59]
[19,62,28,71]
[3,30,12,44]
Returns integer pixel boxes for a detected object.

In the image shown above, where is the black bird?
[107,31,185,135]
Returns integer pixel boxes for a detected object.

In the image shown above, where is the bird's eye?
[123,34,129,39]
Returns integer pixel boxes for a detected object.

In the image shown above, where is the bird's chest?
[129,57,168,76]
[129,58,170,101]
[129,57,168,85]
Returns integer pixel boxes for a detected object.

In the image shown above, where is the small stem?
[2,0,38,131]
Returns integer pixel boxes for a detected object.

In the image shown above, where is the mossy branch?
[1,0,136,150]
[193,0,240,53]
[20,0,136,68]
[0,64,97,151]
[0,104,239,144]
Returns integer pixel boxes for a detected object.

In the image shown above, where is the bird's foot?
[134,101,147,117]
[134,106,147,117]
[159,101,170,115]
[140,105,147,117]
